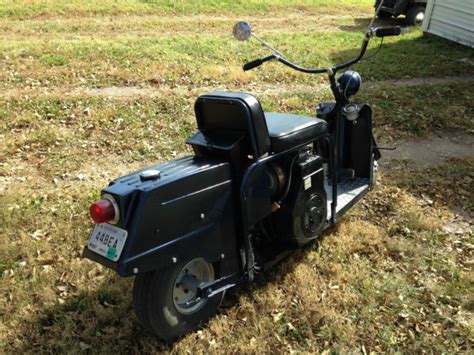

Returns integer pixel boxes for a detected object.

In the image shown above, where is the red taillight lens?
[90,199,116,224]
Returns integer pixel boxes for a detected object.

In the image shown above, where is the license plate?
[87,224,128,262]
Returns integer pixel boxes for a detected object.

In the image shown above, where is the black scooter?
[83,19,405,341]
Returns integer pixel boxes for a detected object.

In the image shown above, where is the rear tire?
[406,6,425,26]
[133,272,154,333]
[132,257,224,342]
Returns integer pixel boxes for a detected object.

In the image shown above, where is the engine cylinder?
[270,150,327,246]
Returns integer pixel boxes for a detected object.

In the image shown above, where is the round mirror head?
[233,21,252,41]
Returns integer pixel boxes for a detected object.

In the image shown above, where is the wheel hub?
[415,12,424,24]
[172,258,214,315]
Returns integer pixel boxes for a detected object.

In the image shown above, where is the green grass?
[2,82,472,176]
[1,29,473,89]
[259,82,474,136]
[1,0,372,18]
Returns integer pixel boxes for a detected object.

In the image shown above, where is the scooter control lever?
[243,54,276,71]
[369,26,409,38]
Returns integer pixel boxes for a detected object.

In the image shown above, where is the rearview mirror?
[233,21,252,41]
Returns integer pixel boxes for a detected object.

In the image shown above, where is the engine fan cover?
[292,191,327,246]
[266,151,327,247]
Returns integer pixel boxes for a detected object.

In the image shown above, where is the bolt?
[200,213,205,220]
[221,253,225,259]
[172,257,177,263]
[133,268,139,274]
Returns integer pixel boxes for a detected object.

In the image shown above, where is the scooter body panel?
[83,156,240,277]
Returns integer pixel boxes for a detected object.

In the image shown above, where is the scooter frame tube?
[239,133,336,281]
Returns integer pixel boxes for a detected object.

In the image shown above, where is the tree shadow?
[328,29,473,82]
[5,275,168,353]
[338,16,409,33]
[7,158,471,352]
[5,229,333,353]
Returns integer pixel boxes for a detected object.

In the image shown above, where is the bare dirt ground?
[2,75,474,99]
[0,13,365,40]
[380,130,473,223]
[379,129,473,240]
[380,130,474,170]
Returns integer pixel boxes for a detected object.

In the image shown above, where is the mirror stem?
[251,33,283,56]
[369,0,385,29]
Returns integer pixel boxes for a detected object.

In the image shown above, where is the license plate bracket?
[87,224,128,262]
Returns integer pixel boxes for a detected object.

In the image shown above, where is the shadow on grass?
[6,275,164,353]
[338,16,408,32]
[6,234,329,353]
[330,14,474,84]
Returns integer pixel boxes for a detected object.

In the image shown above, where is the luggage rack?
[325,177,370,220]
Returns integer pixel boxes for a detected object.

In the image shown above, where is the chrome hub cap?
[415,12,425,24]
[172,258,214,315]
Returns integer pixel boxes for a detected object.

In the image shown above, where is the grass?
[1,29,473,89]
[0,0,372,18]
[1,0,473,353]
[1,162,472,352]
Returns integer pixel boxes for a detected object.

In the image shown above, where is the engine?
[264,148,327,246]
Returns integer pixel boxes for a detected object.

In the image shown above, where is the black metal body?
[83,156,240,277]
[83,25,394,305]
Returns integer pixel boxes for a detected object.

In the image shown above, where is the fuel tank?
[83,156,239,277]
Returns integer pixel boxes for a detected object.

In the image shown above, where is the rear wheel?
[406,6,425,26]
[133,257,224,342]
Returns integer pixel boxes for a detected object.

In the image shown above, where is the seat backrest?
[194,92,270,158]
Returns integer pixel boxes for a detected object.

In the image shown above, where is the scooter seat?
[265,112,328,152]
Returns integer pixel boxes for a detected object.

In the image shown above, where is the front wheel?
[406,6,425,26]
[133,257,224,342]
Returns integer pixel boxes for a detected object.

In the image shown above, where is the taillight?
[89,196,118,224]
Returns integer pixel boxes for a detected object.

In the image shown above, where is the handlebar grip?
[374,26,402,37]
[243,58,264,71]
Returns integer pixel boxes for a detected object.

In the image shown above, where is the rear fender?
[83,156,240,277]
[119,222,230,276]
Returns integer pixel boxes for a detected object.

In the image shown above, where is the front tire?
[406,6,425,26]
[133,257,224,342]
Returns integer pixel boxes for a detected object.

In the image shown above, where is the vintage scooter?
[83,19,405,341]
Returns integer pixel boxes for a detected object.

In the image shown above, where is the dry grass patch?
[2,132,473,353]
[0,14,363,40]
[0,0,373,19]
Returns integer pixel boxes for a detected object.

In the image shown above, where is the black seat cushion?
[265,112,328,152]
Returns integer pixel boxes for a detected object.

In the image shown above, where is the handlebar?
[243,54,276,71]
[242,26,406,74]
[369,26,403,38]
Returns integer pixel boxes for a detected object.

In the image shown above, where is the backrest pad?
[194,92,270,158]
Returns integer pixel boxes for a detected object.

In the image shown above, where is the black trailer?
[375,0,427,25]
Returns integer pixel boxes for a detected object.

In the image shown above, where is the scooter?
[83,18,406,341]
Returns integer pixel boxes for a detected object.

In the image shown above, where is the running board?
[325,177,370,221]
